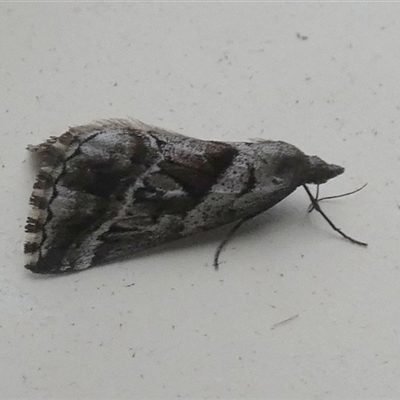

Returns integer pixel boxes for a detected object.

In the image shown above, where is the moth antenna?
[308,183,367,212]
[303,184,368,247]
[213,216,253,270]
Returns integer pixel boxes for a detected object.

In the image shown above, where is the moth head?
[305,155,344,184]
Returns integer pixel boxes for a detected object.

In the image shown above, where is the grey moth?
[25,120,364,274]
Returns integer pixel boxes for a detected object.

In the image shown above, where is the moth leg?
[307,184,320,212]
[303,184,368,247]
[213,215,254,270]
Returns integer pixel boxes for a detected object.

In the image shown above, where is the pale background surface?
[1,3,399,399]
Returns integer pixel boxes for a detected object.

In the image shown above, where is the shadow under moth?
[25,120,366,274]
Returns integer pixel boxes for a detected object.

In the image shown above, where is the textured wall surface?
[1,3,399,398]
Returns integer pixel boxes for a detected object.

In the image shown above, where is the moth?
[25,120,366,274]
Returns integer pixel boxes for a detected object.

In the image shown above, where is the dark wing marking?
[158,141,238,197]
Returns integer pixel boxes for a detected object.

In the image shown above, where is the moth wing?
[25,123,244,272]
[90,137,243,266]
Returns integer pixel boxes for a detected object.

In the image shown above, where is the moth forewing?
[25,119,361,274]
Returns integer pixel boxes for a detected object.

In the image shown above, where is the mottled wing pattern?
[90,128,242,267]
[25,121,247,272]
